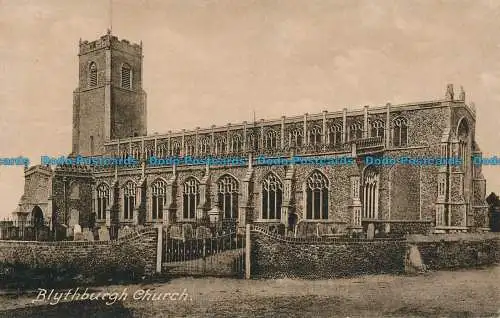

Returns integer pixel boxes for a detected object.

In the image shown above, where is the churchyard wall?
[406,232,500,270]
[0,228,157,289]
[250,227,500,279]
[250,226,408,279]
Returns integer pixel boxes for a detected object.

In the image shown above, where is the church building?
[12,32,491,238]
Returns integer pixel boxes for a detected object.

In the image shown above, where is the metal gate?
[162,231,245,277]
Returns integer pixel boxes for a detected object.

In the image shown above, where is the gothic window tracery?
[230,134,243,153]
[215,136,227,155]
[362,166,379,219]
[349,121,363,141]
[183,177,200,220]
[309,126,322,145]
[171,141,181,156]
[457,118,470,195]
[264,129,278,149]
[185,141,195,156]
[217,175,239,219]
[261,173,283,220]
[123,181,136,220]
[305,171,329,219]
[199,137,211,155]
[370,119,385,138]
[328,123,342,145]
[393,117,408,147]
[96,183,109,220]
[151,179,166,220]
[289,128,303,148]
[158,144,168,157]
[246,132,257,152]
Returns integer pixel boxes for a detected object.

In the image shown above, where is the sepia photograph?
[1,0,500,317]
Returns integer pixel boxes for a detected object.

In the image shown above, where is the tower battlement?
[79,32,142,56]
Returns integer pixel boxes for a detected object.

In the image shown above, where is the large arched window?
[370,120,385,138]
[185,141,195,156]
[215,136,227,155]
[121,63,132,89]
[363,166,379,219]
[246,132,257,152]
[309,126,322,145]
[305,171,329,219]
[96,183,109,220]
[349,121,363,141]
[230,134,243,153]
[457,118,470,195]
[88,62,97,88]
[123,181,136,220]
[199,137,211,155]
[171,141,181,156]
[246,133,256,151]
[328,123,342,146]
[289,129,303,147]
[183,177,200,220]
[264,129,278,149]
[457,119,469,163]
[393,117,408,147]
[158,144,168,157]
[217,175,239,219]
[261,173,283,220]
[151,179,166,220]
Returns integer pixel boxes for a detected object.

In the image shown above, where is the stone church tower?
[72,30,147,156]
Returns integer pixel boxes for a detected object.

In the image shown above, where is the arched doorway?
[32,206,44,240]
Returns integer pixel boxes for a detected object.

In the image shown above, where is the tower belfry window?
[88,62,97,87]
[121,64,132,89]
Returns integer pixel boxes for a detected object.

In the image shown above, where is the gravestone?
[295,222,306,238]
[98,226,110,241]
[182,224,194,240]
[74,232,84,241]
[195,226,212,239]
[296,222,316,238]
[405,244,426,273]
[82,228,94,241]
[68,209,80,228]
[73,224,82,240]
[73,224,82,234]
[169,225,183,239]
[367,223,375,240]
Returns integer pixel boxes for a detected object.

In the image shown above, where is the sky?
[1,0,500,218]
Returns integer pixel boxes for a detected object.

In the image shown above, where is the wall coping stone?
[0,228,156,246]
[251,225,406,245]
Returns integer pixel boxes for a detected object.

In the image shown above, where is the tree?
[486,192,499,207]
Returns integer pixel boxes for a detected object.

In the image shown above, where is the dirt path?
[1,266,499,317]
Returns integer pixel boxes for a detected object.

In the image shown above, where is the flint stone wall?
[0,228,158,284]
[250,228,407,279]
[406,233,500,270]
